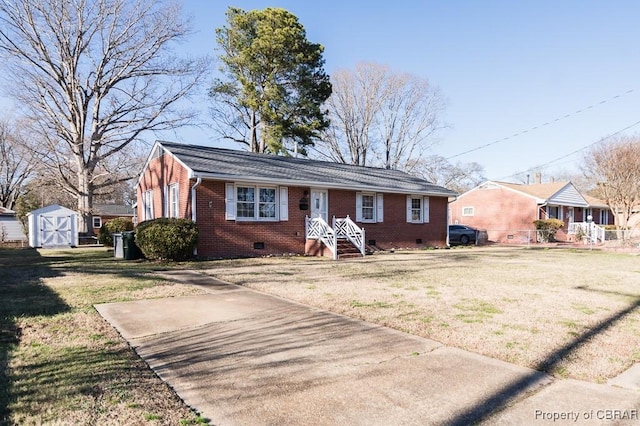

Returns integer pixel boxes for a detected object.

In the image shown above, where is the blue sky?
[3,1,638,182]
[178,0,640,182]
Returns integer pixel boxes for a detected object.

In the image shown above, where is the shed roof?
[93,204,134,216]
[155,141,457,197]
[26,204,77,217]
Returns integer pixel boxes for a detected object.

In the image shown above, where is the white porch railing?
[306,215,337,259]
[305,215,365,259]
[568,222,606,243]
[333,215,366,257]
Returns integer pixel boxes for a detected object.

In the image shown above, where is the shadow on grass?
[447,286,640,425]
[0,248,70,424]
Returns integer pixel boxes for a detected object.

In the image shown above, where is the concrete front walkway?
[95,271,640,425]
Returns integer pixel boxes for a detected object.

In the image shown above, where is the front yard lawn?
[201,246,640,383]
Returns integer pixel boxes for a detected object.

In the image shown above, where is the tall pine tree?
[211,7,332,155]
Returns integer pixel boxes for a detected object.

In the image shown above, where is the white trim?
[226,183,287,222]
[462,206,474,216]
[376,193,384,222]
[92,216,102,228]
[169,183,179,218]
[143,190,154,221]
[423,196,430,223]
[356,192,376,223]
[225,183,236,220]
[279,187,289,221]
[137,141,195,187]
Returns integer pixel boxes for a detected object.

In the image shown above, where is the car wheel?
[460,235,470,245]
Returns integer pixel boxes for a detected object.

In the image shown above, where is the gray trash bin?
[113,233,124,258]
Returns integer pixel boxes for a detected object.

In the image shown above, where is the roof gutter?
[191,176,202,257]
[191,176,202,222]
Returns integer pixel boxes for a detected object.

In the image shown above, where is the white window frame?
[599,209,609,225]
[169,183,179,218]
[406,196,430,224]
[143,190,154,221]
[92,216,102,228]
[226,183,287,222]
[462,206,474,216]
[356,192,384,223]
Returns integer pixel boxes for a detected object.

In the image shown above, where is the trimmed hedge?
[533,218,564,243]
[135,218,198,261]
[98,217,134,246]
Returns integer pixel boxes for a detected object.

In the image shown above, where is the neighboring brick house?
[137,141,456,258]
[449,180,613,243]
[91,204,135,235]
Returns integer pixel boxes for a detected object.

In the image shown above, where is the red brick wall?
[195,181,307,258]
[450,187,539,243]
[194,185,449,258]
[137,152,193,221]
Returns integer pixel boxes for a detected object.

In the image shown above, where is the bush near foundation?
[98,218,134,246]
[135,218,198,261]
[533,219,564,243]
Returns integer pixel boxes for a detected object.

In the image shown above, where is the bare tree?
[582,135,640,238]
[313,62,446,171]
[0,117,40,209]
[414,155,485,194]
[0,0,208,233]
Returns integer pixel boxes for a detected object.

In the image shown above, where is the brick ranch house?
[136,141,457,259]
[91,204,135,235]
[449,180,614,244]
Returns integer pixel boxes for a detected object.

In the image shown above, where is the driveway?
[95,271,640,425]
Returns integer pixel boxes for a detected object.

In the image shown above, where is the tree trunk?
[77,169,94,235]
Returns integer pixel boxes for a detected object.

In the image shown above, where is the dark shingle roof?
[159,142,456,197]
[93,204,134,216]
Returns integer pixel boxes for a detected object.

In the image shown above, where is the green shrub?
[135,218,198,261]
[98,217,134,246]
[533,219,564,243]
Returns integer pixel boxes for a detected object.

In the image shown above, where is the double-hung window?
[143,190,154,221]
[362,194,375,221]
[406,196,430,224]
[462,206,474,216]
[236,186,255,218]
[93,216,102,228]
[169,183,179,218]
[258,187,277,219]
[356,193,383,223]
[228,184,283,221]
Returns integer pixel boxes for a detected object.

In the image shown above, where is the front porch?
[567,221,606,244]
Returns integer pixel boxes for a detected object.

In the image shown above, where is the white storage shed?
[27,204,79,248]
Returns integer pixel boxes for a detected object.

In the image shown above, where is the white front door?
[310,189,328,221]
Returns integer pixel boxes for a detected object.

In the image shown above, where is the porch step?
[336,239,363,259]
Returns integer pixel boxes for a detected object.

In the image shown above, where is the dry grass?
[0,247,207,425]
[201,246,640,383]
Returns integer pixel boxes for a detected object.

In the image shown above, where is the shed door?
[40,215,72,246]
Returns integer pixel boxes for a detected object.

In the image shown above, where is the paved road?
[95,271,640,425]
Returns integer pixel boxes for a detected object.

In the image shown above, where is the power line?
[446,89,635,160]
[493,118,640,181]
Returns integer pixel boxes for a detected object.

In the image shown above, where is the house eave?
[191,172,455,198]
